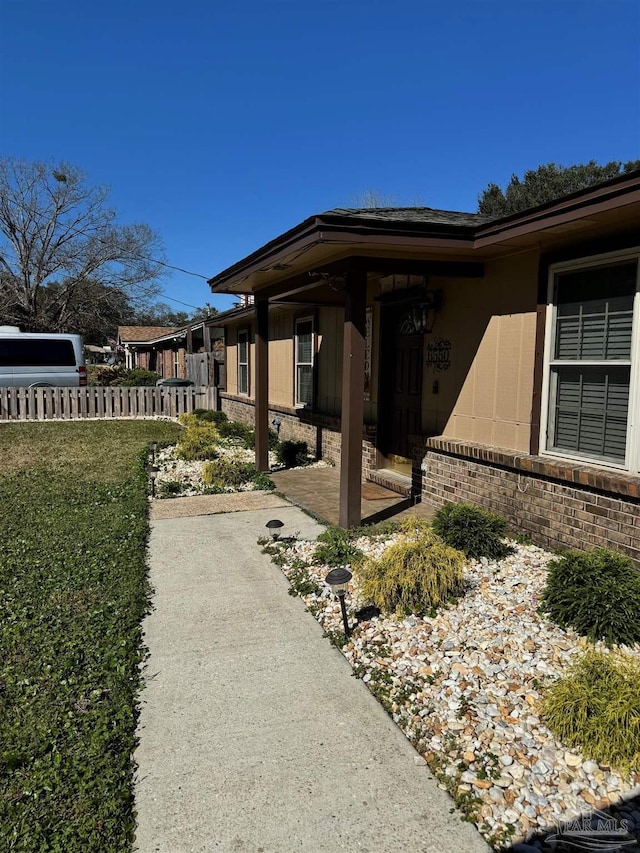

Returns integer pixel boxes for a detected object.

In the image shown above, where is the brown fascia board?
[143,308,253,343]
[208,305,255,327]
[207,215,478,292]
[130,329,187,347]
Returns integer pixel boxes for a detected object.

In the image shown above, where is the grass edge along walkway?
[0,420,179,853]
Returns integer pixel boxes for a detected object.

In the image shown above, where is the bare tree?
[0,158,164,331]
[343,188,426,209]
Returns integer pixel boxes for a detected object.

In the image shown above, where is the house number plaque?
[425,338,452,371]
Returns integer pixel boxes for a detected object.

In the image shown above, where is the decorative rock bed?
[267,533,640,851]
[152,444,331,497]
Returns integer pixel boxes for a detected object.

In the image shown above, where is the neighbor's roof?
[117,326,178,343]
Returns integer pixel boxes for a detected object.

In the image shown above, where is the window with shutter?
[543,253,639,471]
[295,318,314,407]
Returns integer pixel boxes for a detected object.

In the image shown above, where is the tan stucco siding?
[424,250,539,452]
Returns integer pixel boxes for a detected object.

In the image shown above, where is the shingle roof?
[322,207,493,227]
[117,326,178,343]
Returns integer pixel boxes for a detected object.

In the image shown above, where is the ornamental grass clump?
[542,649,640,773]
[539,548,640,647]
[432,502,511,560]
[175,421,220,461]
[356,528,465,616]
[201,455,274,490]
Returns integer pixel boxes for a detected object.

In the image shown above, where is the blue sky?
[1,0,639,314]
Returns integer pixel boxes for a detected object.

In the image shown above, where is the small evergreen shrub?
[539,548,640,647]
[432,502,511,560]
[176,423,220,461]
[542,649,640,773]
[313,527,363,567]
[356,529,465,615]
[119,368,161,386]
[192,408,228,425]
[275,440,308,468]
[217,419,255,447]
[157,480,187,497]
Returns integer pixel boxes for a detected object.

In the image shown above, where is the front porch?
[270,465,434,527]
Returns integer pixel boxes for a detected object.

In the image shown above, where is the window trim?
[540,247,640,473]
[237,328,250,396]
[294,316,315,408]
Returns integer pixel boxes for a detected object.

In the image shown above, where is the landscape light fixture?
[325,567,353,637]
[147,465,160,498]
[151,442,158,462]
[266,519,284,541]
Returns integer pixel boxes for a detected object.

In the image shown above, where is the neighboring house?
[207,170,640,563]
[117,326,181,377]
[117,307,247,384]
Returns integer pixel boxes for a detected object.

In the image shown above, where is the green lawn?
[0,420,180,852]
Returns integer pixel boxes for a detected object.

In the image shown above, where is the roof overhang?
[207,170,640,297]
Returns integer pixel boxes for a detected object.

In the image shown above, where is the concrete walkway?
[135,505,489,853]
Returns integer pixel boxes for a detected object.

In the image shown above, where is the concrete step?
[367,467,412,498]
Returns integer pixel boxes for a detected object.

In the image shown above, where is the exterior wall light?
[325,567,353,636]
[266,519,284,540]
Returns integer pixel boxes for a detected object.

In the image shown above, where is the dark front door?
[379,305,423,460]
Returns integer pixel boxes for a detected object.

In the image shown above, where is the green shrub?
[202,455,258,489]
[119,368,161,386]
[542,649,640,773]
[251,470,276,491]
[313,527,363,567]
[432,502,511,560]
[350,518,403,539]
[176,423,220,461]
[356,529,465,615]
[217,419,255,447]
[275,440,309,468]
[539,548,640,647]
[192,408,228,425]
[88,365,160,386]
[157,479,187,497]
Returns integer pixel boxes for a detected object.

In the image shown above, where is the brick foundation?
[220,393,377,476]
[414,437,640,565]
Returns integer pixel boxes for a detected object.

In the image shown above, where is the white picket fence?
[0,385,218,422]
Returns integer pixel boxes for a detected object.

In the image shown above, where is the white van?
[0,326,87,387]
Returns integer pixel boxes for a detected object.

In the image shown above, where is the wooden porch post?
[255,297,270,472]
[339,269,367,528]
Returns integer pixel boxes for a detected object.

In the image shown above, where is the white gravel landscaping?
[267,530,640,850]
[152,442,332,497]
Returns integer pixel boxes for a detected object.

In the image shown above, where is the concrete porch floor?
[269,466,434,527]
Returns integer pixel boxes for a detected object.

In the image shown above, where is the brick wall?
[220,393,377,475]
[414,437,640,565]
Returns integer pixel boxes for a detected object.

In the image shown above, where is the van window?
[0,338,76,367]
